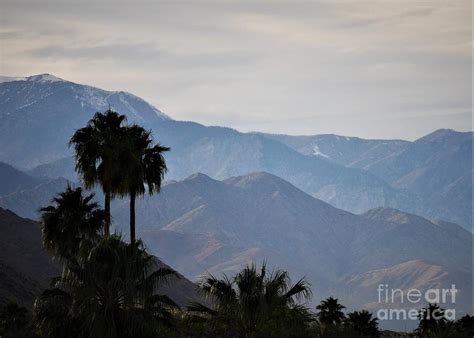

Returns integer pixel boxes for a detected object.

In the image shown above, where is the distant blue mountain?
[0,74,169,167]
[266,129,473,230]
[0,74,470,230]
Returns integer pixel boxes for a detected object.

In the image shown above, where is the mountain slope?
[342,259,472,330]
[151,120,421,216]
[0,207,201,308]
[365,129,473,229]
[107,172,471,315]
[261,133,409,168]
[0,74,170,167]
[262,130,473,230]
[0,208,58,307]
[0,162,43,195]
[0,177,70,220]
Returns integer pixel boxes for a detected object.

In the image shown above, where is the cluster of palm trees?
[69,109,169,243]
[35,186,178,337]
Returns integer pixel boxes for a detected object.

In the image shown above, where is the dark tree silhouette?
[345,310,380,337]
[188,262,312,336]
[121,125,169,244]
[69,109,127,237]
[35,236,178,338]
[316,296,346,326]
[40,185,104,259]
[416,304,448,336]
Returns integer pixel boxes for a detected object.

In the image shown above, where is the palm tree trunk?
[130,193,136,244]
[104,191,111,238]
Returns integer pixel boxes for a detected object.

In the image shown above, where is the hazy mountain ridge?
[0,161,71,220]
[259,132,410,168]
[1,74,469,229]
[0,162,44,196]
[0,74,170,168]
[261,130,473,230]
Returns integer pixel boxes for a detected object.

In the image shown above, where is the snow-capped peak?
[26,74,65,83]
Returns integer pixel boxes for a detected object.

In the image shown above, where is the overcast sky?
[0,0,471,139]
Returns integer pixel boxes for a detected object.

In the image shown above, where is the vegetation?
[186,263,313,337]
[1,109,471,337]
[70,110,128,237]
[120,124,169,244]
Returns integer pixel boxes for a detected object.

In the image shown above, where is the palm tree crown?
[69,109,128,237]
[345,310,380,337]
[121,124,169,244]
[316,296,346,326]
[39,185,104,260]
[188,262,311,336]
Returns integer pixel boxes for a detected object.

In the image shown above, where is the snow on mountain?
[312,143,330,158]
[0,73,171,167]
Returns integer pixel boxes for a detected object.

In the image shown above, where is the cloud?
[0,0,471,139]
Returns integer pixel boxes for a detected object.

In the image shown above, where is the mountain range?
[0,74,471,330]
[1,74,470,230]
[1,169,471,330]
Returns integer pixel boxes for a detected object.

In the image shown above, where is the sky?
[0,0,471,140]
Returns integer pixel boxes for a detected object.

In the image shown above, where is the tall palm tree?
[188,262,312,336]
[69,109,127,237]
[39,185,104,260]
[345,310,380,337]
[316,296,346,327]
[121,125,169,244]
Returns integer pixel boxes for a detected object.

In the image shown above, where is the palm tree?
[39,185,104,259]
[121,125,169,244]
[316,296,346,326]
[188,262,312,336]
[345,310,380,337]
[69,109,127,237]
[416,304,448,336]
[35,236,178,338]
